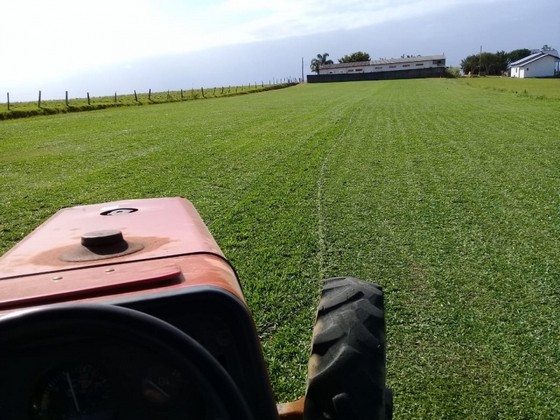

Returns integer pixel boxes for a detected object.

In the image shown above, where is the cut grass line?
[316,103,362,279]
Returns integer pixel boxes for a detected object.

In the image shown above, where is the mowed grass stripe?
[318,79,560,417]
[1,79,559,417]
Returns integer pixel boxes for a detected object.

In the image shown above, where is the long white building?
[319,55,446,75]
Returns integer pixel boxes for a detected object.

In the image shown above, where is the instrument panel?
[0,289,279,420]
[0,337,206,419]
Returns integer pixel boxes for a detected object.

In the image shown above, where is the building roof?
[508,51,560,68]
[320,54,446,70]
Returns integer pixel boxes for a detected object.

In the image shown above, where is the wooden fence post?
[65,91,69,107]
[87,92,91,105]
[38,90,42,108]
[201,87,204,98]
[180,89,183,100]
[114,92,117,103]
[134,90,138,102]
[148,89,152,101]
[7,92,10,111]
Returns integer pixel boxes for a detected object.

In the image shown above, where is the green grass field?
[1,78,559,418]
[0,83,295,120]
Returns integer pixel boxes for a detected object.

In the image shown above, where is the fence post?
[201,87,204,98]
[38,90,42,108]
[148,89,152,101]
[114,92,117,103]
[87,92,91,105]
[65,91,69,107]
[7,92,9,111]
[134,90,138,102]
[180,89,183,100]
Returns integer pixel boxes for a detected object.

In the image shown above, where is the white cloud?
[212,0,511,45]
[1,0,209,84]
[0,0,522,87]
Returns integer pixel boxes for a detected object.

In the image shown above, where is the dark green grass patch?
[459,76,560,99]
[1,79,559,417]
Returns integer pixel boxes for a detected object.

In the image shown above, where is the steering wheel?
[0,304,253,420]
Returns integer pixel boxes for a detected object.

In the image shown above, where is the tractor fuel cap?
[61,229,144,262]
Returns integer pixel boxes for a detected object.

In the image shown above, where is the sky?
[1,0,559,101]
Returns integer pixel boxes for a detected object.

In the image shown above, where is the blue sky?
[1,0,559,101]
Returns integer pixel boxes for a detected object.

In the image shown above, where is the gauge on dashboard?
[141,362,205,417]
[141,364,185,406]
[32,362,114,420]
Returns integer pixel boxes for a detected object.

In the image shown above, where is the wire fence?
[1,78,303,120]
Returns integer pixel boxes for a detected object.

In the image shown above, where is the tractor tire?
[304,277,390,420]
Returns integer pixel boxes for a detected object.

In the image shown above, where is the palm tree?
[310,53,334,74]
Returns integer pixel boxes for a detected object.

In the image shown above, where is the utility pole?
[479,45,482,76]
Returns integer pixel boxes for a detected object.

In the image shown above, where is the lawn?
[0,83,295,120]
[1,78,559,418]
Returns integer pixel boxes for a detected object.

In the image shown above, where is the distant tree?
[310,53,334,74]
[445,66,461,78]
[460,54,480,74]
[495,51,509,70]
[461,49,533,75]
[483,51,509,75]
[507,48,531,63]
[338,51,371,63]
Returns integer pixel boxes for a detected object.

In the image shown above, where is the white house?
[509,51,560,78]
[319,55,446,75]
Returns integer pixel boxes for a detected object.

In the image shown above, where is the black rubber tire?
[304,277,390,420]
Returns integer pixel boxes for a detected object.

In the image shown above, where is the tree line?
[311,45,555,76]
[311,51,371,73]
[460,49,531,76]
[310,49,531,76]
[460,45,557,76]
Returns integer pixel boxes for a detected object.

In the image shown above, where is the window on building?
[348,69,354,72]
[355,68,363,72]
[416,63,424,66]
[375,66,382,69]
[403,64,410,67]
[389,65,396,68]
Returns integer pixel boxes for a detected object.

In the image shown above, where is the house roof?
[508,52,560,68]
[320,54,446,70]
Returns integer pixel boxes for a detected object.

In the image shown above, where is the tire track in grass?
[315,102,364,280]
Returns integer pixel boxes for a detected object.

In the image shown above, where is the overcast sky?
[1,0,559,101]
